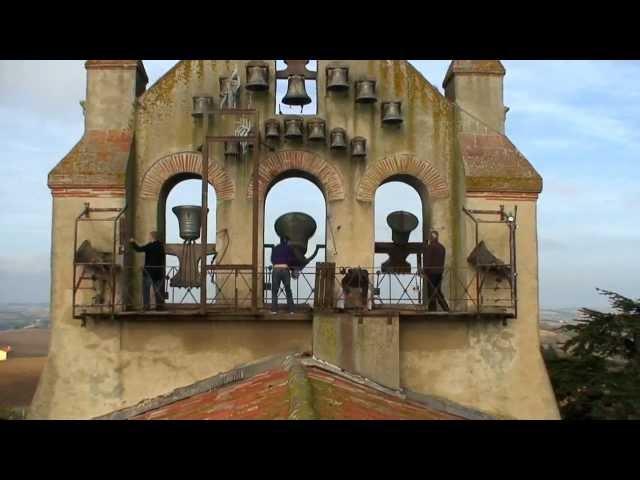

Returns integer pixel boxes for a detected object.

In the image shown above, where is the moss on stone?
[284,358,317,420]
[465,176,542,193]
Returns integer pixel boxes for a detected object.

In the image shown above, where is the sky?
[0,60,638,309]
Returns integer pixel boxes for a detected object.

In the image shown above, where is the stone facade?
[31,60,560,420]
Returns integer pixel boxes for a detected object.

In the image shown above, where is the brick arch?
[139,152,235,200]
[247,150,345,201]
[356,152,449,202]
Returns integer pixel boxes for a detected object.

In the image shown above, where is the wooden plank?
[314,262,335,310]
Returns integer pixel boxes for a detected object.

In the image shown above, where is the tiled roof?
[132,369,291,420]
[307,366,462,420]
[48,130,133,189]
[97,354,494,420]
[460,133,543,194]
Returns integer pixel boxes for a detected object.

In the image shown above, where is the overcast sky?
[1,60,638,309]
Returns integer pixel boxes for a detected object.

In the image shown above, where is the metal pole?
[72,204,87,320]
[251,121,260,311]
[200,114,209,315]
[512,206,518,318]
[112,204,127,318]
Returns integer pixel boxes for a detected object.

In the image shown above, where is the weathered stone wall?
[399,195,560,419]
[30,195,125,419]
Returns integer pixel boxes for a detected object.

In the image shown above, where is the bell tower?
[33,59,558,421]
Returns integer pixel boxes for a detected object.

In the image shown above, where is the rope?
[326,214,339,256]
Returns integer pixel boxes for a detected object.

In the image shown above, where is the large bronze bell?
[387,211,419,245]
[274,212,317,267]
[380,211,420,273]
[192,96,213,117]
[382,101,403,124]
[265,118,280,139]
[355,80,377,103]
[351,137,367,157]
[245,62,269,91]
[284,117,304,140]
[282,75,312,106]
[330,128,347,149]
[326,67,349,91]
[172,205,203,241]
[307,119,326,142]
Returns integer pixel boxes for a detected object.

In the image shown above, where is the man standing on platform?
[424,230,449,312]
[130,231,166,311]
[270,236,296,314]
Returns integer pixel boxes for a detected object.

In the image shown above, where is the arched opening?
[160,177,217,304]
[373,177,430,308]
[263,174,326,309]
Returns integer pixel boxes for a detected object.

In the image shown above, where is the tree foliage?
[545,289,640,420]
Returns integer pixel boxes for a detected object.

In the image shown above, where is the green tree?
[546,289,640,420]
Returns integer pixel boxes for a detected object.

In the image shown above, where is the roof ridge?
[303,356,405,399]
[283,356,318,420]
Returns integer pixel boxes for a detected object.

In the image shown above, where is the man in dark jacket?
[130,231,165,310]
[424,230,449,312]
[270,236,296,314]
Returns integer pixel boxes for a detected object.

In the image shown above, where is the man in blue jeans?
[270,236,296,314]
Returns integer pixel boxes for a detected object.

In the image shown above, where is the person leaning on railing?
[424,230,449,312]
[130,231,166,311]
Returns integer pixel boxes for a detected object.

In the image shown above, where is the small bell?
[225,141,240,157]
[282,75,312,106]
[355,80,377,103]
[307,119,326,142]
[326,67,349,91]
[245,62,269,91]
[284,118,304,140]
[265,118,281,139]
[192,96,213,117]
[382,101,403,124]
[351,137,367,157]
[329,128,347,150]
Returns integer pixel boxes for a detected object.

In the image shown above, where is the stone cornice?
[51,186,126,198]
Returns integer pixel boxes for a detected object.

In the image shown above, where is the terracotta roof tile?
[306,367,462,420]
[48,130,133,189]
[132,369,290,420]
[460,133,542,194]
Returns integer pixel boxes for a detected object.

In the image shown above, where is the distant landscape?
[0,303,50,417]
[0,302,50,331]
